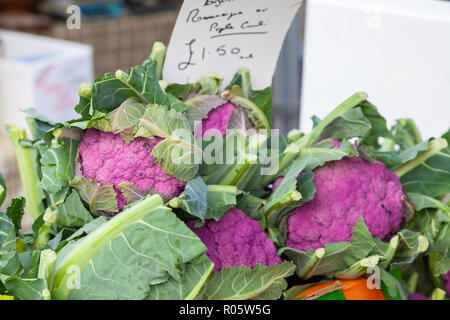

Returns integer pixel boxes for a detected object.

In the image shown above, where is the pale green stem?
[5,125,45,221]
[431,288,446,300]
[304,248,325,279]
[150,41,166,80]
[380,235,399,269]
[33,223,51,250]
[52,195,164,299]
[38,249,57,299]
[407,272,419,294]
[393,138,447,178]
[33,208,58,250]
[264,191,302,219]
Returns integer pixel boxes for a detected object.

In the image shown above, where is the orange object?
[293,278,386,300]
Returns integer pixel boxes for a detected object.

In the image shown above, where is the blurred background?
[0,0,305,215]
[1,0,449,218]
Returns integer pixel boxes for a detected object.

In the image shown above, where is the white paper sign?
[163,0,303,90]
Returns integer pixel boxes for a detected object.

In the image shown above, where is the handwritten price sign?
[164,0,303,90]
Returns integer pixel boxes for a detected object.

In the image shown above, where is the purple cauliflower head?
[286,157,405,252]
[195,102,237,138]
[78,129,186,211]
[187,207,281,272]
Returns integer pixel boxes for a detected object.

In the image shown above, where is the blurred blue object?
[13,54,55,63]
[80,1,126,19]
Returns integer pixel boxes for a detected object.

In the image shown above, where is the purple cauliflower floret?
[187,207,281,272]
[286,157,405,252]
[443,271,450,295]
[195,102,236,138]
[78,129,185,211]
[407,293,430,300]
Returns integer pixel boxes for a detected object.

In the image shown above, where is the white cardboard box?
[0,30,94,131]
[301,0,450,139]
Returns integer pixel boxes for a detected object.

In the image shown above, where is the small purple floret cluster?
[187,207,281,272]
[78,129,185,210]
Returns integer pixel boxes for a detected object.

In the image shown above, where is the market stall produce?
[1,42,449,300]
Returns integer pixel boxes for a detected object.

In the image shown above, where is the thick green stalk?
[233,68,251,98]
[218,133,267,186]
[38,250,57,281]
[304,248,325,279]
[431,288,446,300]
[219,154,257,186]
[233,133,268,188]
[5,125,45,221]
[334,255,382,280]
[380,235,399,269]
[52,195,164,299]
[33,223,51,250]
[38,249,57,300]
[404,119,423,144]
[25,117,41,141]
[428,253,444,288]
[407,272,419,294]
[235,164,259,190]
[207,184,238,195]
[150,41,166,80]
[263,191,302,219]
[33,208,57,250]
[393,138,448,178]
[287,129,303,143]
